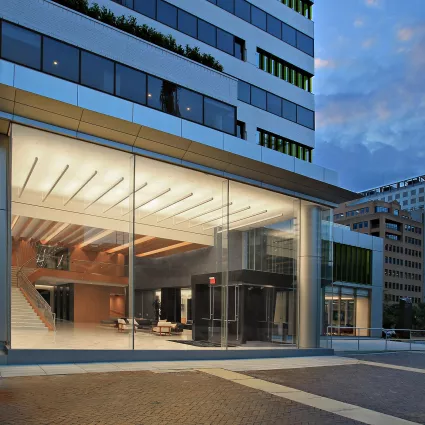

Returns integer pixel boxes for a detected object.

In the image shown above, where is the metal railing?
[17,260,56,331]
[324,326,425,351]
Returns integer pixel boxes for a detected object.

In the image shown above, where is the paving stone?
[0,370,363,424]
[245,364,425,424]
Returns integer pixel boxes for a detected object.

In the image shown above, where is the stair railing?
[17,257,56,331]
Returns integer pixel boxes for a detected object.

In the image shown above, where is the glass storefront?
[323,286,371,336]
[9,124,327,350]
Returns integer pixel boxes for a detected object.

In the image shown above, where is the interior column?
[0,133,11,349]
[298,202,322,349]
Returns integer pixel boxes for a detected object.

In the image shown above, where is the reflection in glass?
[43,37,79,82]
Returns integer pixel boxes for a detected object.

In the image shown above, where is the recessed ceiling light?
[186,107,191,111]
[53,61,58,65]
[148,93,152,97]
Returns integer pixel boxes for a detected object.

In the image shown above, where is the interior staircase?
[11,287,48,331]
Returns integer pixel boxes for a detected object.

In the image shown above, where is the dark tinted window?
[251,86,266,110]
[1,22,41,69]
[81,52,114,94]
[217,0,234,13]
[267,15,281,38]
[134,0,156,19]
[297,32,314,56]
[207,0,217,3]
[234,38,244,60]
[148,76,178,114]
[116,64,147,104]
[178,9,197,38]
[157,0,177,28]
[297,106,314,129]
[267,93,281,116]
[198,20,216,47]
[217,29,234,55]
[204,98,235,134]
[236,121,245,139]
[43,37,79,82]
[251,6,266,31]
[178,87,203,124]
[282,99,297,122]
[282,23,296,47]
[235,0,250,22]
[237,80,250,103]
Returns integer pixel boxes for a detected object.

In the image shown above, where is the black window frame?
[177,9,198,38]
[198,18,217,47]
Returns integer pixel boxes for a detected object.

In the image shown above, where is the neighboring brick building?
[334,200,423,305]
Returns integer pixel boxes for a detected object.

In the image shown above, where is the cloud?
[362,38,376,48]
[397,27,414,41]
[365,0,380,7]
[354,18,364,28]
[315,58,336,69]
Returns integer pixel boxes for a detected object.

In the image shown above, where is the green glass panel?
[277,138,284,153]
[270,135,276,150]
[284,140,290,155]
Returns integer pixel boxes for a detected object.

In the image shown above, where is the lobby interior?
[10,124,328,351]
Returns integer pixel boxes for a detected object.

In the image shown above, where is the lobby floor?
[10,325,295,351]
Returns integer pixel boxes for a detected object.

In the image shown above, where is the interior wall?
[73,284,124,324]
[109,294,125,317]
[12,240,36,267]
[356,296,370,336]
[70,248,126,277]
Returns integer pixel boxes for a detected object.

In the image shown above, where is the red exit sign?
[209,277,216,285]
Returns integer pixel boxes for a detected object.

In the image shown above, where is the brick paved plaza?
[0,353,424,425]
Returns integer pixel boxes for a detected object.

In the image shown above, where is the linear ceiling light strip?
[177,202,233,225]
[136,241,192,258]
[123,188,171,216]
[11,215,20,230]
[218,213,285,232]
[78,229,115,248]
[18,157,38,198]
[157,197,214,223]
[106,235,156,254]
[203,210,268,231]
[189,206,251,229]
[64,171,98,206]
[42,165,70,202]
[41,223,71,244]
[103,182,147,213]
[84,177,124,210]
[141,193,194,219]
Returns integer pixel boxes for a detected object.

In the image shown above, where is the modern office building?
[0,0,369,363]
[360,175,425,213]
[334,200,424,305]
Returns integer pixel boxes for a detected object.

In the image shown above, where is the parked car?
[382,329,396,338]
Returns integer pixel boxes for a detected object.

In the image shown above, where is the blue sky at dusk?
[313,0,425,192]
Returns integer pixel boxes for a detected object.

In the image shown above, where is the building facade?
[360,175,425,213]
[0,0,371,363]
[323,223,383,337]
[334,200,424,305]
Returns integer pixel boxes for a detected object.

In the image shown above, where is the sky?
[313,0,425,192]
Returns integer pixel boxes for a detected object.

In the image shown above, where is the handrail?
[17,257,56,331]
[325,326,425,351]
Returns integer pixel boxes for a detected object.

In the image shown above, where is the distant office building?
[360,175,425,213]
[334,200,424,305]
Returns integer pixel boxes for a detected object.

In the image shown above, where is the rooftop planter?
[51,0,224,72]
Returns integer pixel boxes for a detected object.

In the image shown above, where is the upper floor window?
[280,0,313,20]
[207,0,314,56]
[258,49,312,92]
[1,22,41,70]
[0,20,237,136]
[257,129,312,162]
[238,80,315,130]
[375,206,389,213]
[121,0,246,59]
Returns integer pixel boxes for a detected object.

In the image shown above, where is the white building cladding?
[0,0,364,363]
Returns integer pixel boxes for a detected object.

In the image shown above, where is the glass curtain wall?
[11,124,133,349]
[10,124,328,351]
